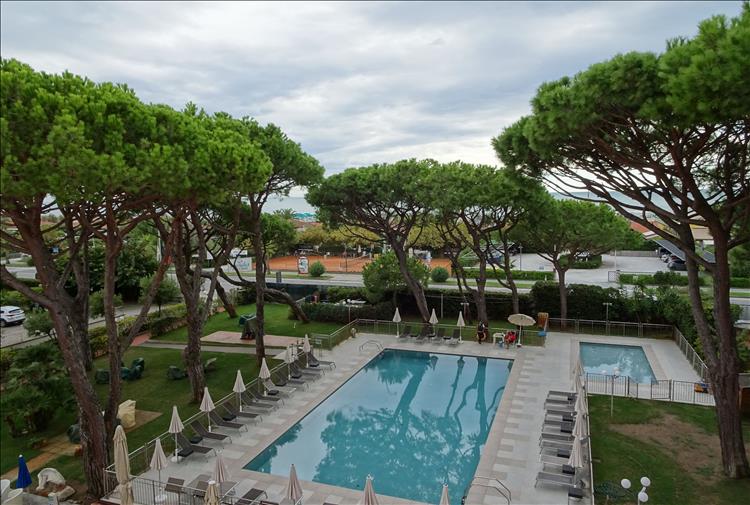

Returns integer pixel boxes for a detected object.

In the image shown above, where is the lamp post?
[621,476,651,504]
[603,302,612,322]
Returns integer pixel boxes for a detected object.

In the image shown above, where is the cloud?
[1,1,742,173]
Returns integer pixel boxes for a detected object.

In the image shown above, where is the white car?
[0,306,26,327]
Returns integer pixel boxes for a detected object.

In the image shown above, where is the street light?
[621,476,651,504]
[603,302,613,322]
[518,243,523,271]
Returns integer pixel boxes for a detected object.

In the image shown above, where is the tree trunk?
[102,230,124,444]
[183,313,206,404]
[556,265,568,320]
[215,282,237,318]
[690,232,749,478]
[474,259,489,325]
[266,287,310,323]
[392,246,430,321]
[252,216,267,366]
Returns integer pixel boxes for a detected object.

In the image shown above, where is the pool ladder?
[359,340,383,352]
[463,476,511,505]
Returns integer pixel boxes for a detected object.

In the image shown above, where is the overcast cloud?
[1,1,742,176]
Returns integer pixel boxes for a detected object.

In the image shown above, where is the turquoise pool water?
[579,342,657,383]
[245,349,512,503]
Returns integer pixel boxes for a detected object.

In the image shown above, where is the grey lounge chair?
[449,328,461,345]
[534,471,574,488]
[291,361,322,379]
[209,410,247,432]
[546,404,576,417]
[273,370,307,390]
[242,389,280,408]
[262,378,295,397]
[548,390,577,400]
[176,432,216,458]
[399,325,413,339]
[539,438,574,451]
[222,403,262,421]
[306,351,335,370]
[435,328,446,342]
[237,489,268,505]
[415,325,430,343]
[165,477,185,499]
[190,420,231,443]
[544,412,576,426]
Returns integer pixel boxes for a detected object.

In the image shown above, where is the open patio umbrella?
[362,475,379,505]
[303,334,311,354]
[508,313,535,346]
[213,453,229,484]
[439,484,450,505]
[393,308,401,336]
[233,370,246,409]
[113,426,134,505]
[456,312,465,342]
[16,455,32,490]
[204,480,220,505]
[200,387,216,432]
[568,436,584,470]
[286,464,303,504]
[150,438,168,487]
[429,309,439,328]
[168,406,184,462]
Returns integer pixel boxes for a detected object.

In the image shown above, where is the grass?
[0,347,270,484]
[153,303,343,343]
[589,395,750,504]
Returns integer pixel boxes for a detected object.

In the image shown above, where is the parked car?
[0,305,26,327]
[661,253,671,262]
[668,259,687,271]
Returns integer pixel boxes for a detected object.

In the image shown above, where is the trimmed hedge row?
[619,271,705,287]
[731,277,750,288]
[462,268,554,282]
[292,301,394,324]
[561,254,602,269]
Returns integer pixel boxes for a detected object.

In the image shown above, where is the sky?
[1,1,742,181]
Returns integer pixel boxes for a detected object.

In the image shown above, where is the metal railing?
[547,318,673,339]
[464,476,511,505]
[674,327,709,380]
[584,373,715,406]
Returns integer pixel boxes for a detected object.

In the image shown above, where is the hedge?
[618,271,705,287]
[462,268,554,282]
[325,286,368,303]
[291,300,394,324]
[395,289,533,321]
[561,254,602,269]
[731,277,750,288]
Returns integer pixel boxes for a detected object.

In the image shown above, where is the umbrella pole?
[207,412,211,432]
[173,434,179,462]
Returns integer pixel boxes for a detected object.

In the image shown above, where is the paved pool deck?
[130,331,698,505]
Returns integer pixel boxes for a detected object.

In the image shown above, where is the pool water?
[245,349,513,504]
[579,342,657,383]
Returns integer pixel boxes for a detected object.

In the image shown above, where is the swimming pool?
[245,349,512,503]
[579,342,657,383]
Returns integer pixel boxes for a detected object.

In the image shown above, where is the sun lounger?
[540,452,571,467]
[306,351,335,369]
[540,445,572,458]
[546,404,576,417]
[398,324,412,339]
[273,370,307,390]
[189,420,231,443]
[262,378,295,397]
[193,477,237,498]
[165,477,185,498]
[203,357,218,373]
[544,412,576,426]
[291,361,321,379]
[435,328,446,342]
[449,328,461,345]
[415,325,430,342]
[236,489,268,505]
[548,390,577,400]
[176,433,216,458]
[242,389,281,408]
[534,471,574,488]
[443,328,455,342]
[221,403,262,422]
[209,410,247,432]
[539,438,574,451]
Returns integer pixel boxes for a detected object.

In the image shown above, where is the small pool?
[245,349,513,504]
[579,342,657,383]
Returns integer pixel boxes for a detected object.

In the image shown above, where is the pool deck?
[134,331,698,505]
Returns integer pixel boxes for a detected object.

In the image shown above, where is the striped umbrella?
[286,464,303,504]
[204,480,220,505]
[213,453,229,484]
[362,475,379,505]
[168,406,184,461]
[200,387,216,432]
[150,438,168,486]
[113,426,134,505]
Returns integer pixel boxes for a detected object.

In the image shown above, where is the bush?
[529,282,624,320]
[395,289,533,322]
[431,267,449,283]
[139,275,181,312]
[561,254,602,269]
[22,308,54,336]
[0,289,31,310]
[731,277,750,288]
[293,300,394,324]
[326,287,367,303]
[309,261,326,277]
[89,290,124,318]
[618,271,704,287]
[463,268,554,282]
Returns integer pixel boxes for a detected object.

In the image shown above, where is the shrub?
[89,290,124,318]
[0,289,31,310]
[463,268,554,282]
[326,287,367,303]
[731,277,750,288]
[139,275,181,312]
[22,308,54,336]
[309,261,326,277]
[618,271,704,287]
[293,300,394,324]
[431,267,449,283]
[561,254,602,269]
[395,289,533,321]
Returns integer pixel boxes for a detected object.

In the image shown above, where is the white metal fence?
[584,373,715,406]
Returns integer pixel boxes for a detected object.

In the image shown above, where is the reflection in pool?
[245,349,513,503]
[579,342,657,383]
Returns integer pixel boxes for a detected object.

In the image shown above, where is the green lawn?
[153,303,344,343]
[589,396,750,504]
[0,347,271,482]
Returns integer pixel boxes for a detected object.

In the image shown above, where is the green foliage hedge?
[463,268,554,281]
[619,271,706,287]
[731,277,750,288]
[292,300,394,324]
[431,266,449,282]
[325,286,368,303]
[395,289,533,321]
[561,254,602,269]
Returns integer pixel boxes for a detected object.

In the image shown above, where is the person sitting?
[505,331,517,348]
[477,321,488,344]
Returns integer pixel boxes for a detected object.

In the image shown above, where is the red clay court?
[266,255,452,274]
